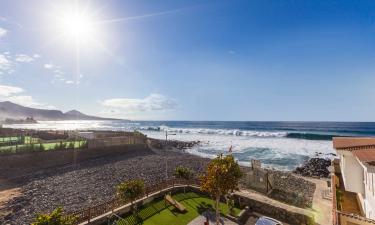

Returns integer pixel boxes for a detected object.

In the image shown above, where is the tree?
[116,179,145,214]
[68,142,74,149]
[200,154,242,225]
[174,166,193,193]
[32,207,77,225]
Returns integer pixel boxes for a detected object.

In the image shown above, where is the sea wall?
[0,144,150,180]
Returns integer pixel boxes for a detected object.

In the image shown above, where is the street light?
[164,130,176,180]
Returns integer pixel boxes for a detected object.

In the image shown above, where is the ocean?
[4,120,375,170]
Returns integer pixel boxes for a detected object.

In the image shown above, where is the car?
[255,216,283,225]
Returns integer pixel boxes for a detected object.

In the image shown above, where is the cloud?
[0,85,23,96]
[102,94,177,113]
[0,52,41,75]
[0,54,14,74]
[15,54,35,62]
[0,27,7,38]
[0,84,55,109]
[44,63,54,69]
[43,63,68,83]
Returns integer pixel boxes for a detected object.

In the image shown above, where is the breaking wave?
[139,126,343,140]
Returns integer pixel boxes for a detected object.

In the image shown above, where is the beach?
[0,145,210,224]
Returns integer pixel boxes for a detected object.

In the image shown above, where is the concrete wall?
[340,151,364,194]
[362,166,375,219]
[0,144,150,180]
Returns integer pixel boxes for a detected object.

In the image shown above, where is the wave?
[285,133,347,140]
[140,125,350,140]
[140,126,287,137]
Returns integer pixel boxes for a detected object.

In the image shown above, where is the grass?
[114,192,241,225]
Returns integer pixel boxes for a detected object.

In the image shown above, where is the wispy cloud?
[44,63,82,85]
[0,85,23,96]
[102,93,177,113]
[0,27,7,38]
[0,52,42,75]
[0,54,14,75]
[15,54,35,62]
[44,63,66,83]
[0,85,55,109]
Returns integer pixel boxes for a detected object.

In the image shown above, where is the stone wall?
[236,193,314,225]
[0,144,150,180]
[242,167,316,208]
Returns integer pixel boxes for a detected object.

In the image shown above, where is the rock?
[2,151,210,224]
[293,158,331,178]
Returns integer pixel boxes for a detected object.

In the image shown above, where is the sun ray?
[94,8,186,25]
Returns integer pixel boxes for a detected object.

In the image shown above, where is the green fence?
[0,140,88,154]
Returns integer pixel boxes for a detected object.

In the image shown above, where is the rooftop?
[333,137,375,151]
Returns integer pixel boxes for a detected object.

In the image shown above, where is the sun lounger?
[165,194,187,212]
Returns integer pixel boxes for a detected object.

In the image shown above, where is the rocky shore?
[147,138,200,150]
[293,157,331,178]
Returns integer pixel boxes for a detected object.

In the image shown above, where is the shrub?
[31,207,77,225]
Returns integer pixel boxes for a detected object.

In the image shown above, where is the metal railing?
[68,178,200,224]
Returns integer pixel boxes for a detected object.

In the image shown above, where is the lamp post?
[164,131,176,180]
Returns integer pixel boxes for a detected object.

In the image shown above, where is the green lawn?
[115,192,241,225]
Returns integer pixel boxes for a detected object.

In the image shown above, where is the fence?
[69,178,200,224]
[332,170,375,225]
[0,139,88,154]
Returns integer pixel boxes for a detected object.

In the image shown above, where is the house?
[332,137,375,225]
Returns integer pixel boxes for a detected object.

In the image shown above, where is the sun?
[58,11,95,42]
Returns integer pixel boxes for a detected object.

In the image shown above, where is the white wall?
[363,167,375,219]
[340,151,364,194]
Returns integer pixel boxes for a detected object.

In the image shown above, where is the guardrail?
[332,172,375,225]
[336,211,375,225]
[68,178,200,224]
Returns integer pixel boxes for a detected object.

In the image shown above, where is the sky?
[0,0,375,121]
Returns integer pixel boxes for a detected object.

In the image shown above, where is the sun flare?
[58,11,95,42]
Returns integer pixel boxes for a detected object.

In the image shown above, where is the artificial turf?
[115,192,241,225]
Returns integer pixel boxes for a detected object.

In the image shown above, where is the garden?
[113,192,242,225]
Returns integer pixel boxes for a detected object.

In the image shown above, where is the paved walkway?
[237,176,332,225]
[301,176,333,225]
[187,210,238,225]
[236,189,313,218]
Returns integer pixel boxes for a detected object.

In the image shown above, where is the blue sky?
[0,0,375,121]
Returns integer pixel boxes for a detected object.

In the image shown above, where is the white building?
[333,137,375,220]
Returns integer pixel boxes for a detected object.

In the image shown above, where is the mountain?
[0,101,119,121]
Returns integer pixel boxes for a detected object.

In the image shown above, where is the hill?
[0,101,119,121]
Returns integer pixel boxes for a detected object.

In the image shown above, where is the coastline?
[0,136,330,224]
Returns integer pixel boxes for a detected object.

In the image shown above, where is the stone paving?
[187,210,238,225]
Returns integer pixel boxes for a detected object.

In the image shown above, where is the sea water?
[5,120,375,170]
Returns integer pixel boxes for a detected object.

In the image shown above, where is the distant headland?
[0,101,123,121]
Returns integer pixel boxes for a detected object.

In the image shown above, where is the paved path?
[236,189,314,218]
[237,176,332,225]
[300,176,333,225]
[187,210,238,225]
